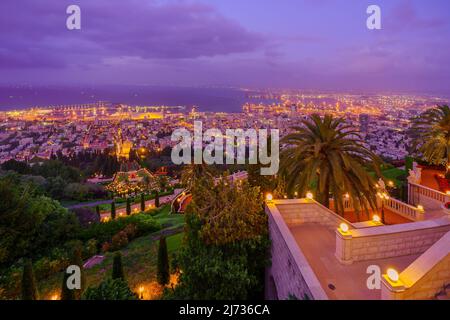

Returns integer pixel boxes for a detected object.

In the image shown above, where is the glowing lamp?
[344,193,350,199]
[51,294,59,300]
[387,268,399,282]
[373,214,381,223]
[417,205,424,211]
[266,193,273,202]
[388,181,394,187]
[339,223,349,233]
[446,191,450,196]
[306,192,314,200]
[139,286,144,293]
[294,192,298,196]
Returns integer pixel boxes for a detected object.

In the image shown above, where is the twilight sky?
[1,0,450,93]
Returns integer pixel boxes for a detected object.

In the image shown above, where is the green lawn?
[381,167,407,186]
[151,205,185,230]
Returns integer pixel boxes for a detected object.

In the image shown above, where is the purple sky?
[1,0,450,93]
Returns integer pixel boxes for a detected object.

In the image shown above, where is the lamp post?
[376,179,390,225]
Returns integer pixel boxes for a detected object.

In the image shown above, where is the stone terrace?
[266,199,450,300]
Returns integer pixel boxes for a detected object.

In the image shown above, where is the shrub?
[85,239,98,258]
[82,279,137,300]
[123,224,137,239]
[78,213,161,245]
[71,207,100,228]
[34,255,70,280]
[111,231,129,251]
[101,242,110,253]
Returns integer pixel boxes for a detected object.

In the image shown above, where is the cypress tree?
[112,252,125,280]
[126,198,131,216]
[111,201,116,220]
[155,190,160,208]
[157,237,170,286]
[140,193,145,212]
[61,245,85,300]
[21,259,38,300]
[96,205,101,221]
[61,269,75,300]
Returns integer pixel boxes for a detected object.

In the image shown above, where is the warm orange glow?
[387,268,399,282]
[339,223,349,233]
[306,192,314,200]
[266,193,273,202]
[373,214,381,223]
[417,205,424,211]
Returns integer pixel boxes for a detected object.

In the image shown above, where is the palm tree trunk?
[319,183,330,208]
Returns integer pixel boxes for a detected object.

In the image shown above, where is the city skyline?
[1,0,450,94]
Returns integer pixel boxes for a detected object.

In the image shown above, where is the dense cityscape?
[1,92,447,165]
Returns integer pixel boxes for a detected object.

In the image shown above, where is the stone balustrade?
[335,217,450,264]
[384,197,424,221]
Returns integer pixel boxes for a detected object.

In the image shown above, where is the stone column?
[335,230,353,265]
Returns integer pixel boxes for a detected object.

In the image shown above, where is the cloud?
[387,0,447,32]
[0,0,266,69]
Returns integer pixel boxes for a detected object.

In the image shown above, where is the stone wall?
[265,203,328,300]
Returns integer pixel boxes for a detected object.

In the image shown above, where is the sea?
[0,85,277,113]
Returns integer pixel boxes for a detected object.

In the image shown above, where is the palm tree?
[410,105,450,178]
[280,114,381,219]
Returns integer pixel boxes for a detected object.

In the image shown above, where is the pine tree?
[126,198,131,216]
[154,190,160,208]
[157,237,170,286]
[112,252,125,280]
[140,193,145,212]
[21,259,39,300]
[111,201,116,220]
